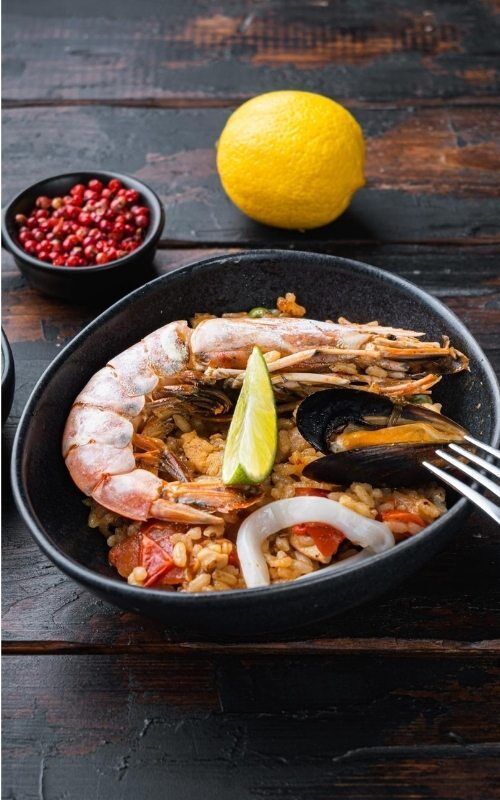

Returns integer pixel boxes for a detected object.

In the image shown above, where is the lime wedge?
[222,346,278,485]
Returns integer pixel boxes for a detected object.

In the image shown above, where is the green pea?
[248,306,272,318]
[410,394,433,405]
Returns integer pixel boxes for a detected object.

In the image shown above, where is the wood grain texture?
[3,0,499,103]
[3,654,500,799]
[3,105,500,244]
[2,1,500,796]
[5,639,500,658]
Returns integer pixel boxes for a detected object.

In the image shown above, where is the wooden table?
[3,2,500,797]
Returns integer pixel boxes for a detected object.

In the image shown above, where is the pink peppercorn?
[14,178,150,267]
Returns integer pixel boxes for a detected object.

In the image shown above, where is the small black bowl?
[2,171,165,302]
[11,251,500,639]
[1,328,15,424]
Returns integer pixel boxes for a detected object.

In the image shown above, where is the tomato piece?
[378,510,425,527]
[228,547,239,567]
[141,521,187,554]
[109,532,141,578]
[109,523,189,585]
[141,521,187,558]
[157,567,185,586]
[139,522,192,587]
[294,487,330,498]
[140,534,175,587]
[292,523,345,558]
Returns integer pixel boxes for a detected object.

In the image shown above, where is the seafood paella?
[63,293,469,592]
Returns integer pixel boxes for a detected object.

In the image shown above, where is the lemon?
[216,90,365,230]
[222,346,277,485]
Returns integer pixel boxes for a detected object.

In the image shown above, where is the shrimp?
[63,315,468,522]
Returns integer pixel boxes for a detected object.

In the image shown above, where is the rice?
[90,415,446,591]
[87,293,448,592]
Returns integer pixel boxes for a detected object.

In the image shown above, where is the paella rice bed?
[87,414,447,592]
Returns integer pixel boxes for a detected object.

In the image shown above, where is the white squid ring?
[236,496,395,588]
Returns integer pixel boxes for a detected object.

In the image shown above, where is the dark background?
[2,1,500,798]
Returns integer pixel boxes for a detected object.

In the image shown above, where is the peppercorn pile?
[15,178,150,267]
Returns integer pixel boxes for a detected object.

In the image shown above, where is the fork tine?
[435,449,500,501]
[422,461,500,525]
[464,435,500,459]
[448,442,500,480]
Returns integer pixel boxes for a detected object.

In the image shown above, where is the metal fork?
[423,435,500,524]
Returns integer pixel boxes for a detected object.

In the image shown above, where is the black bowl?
[11,251,500,638]
[2,328,15,424]
[2,171,164,301]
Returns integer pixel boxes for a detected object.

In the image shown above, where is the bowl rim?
[11,249,500,605]
[1,169,165,275]
[1,327,14,388]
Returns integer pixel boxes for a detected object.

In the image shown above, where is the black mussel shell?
[297,387,468,486]
[303,444,448,487]
[296,388,394,454]
[395,400,467,434]
[296,387,467,455]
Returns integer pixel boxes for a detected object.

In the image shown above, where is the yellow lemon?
[216,90,365,230]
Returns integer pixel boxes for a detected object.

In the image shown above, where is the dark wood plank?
[3,105,500,245]
[3,0,499,104]
[2,244,499,651]
[1,248,223,345]
[3,654,500,799]
[6,639,500,658]
[3,3,499,798]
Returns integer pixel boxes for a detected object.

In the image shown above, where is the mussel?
[296,388,467,486]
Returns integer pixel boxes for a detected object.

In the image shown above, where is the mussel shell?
[303,444,450,487]
[296,388,394,454]
[296,387,467,455]
[395,400,466,434]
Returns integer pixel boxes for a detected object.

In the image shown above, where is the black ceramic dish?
[2,171,164,301]
[2,328,15,424]
[11,251,500,638]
